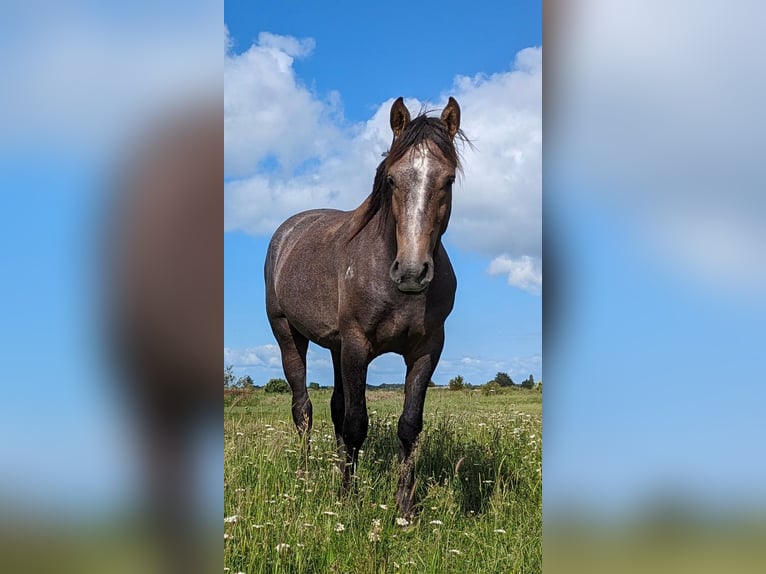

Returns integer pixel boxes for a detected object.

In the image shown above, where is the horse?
[265,97,464,515]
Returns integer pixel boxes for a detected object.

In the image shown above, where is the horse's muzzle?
[389,258,433,293]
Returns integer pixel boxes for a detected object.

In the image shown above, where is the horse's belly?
[275,266,340,348]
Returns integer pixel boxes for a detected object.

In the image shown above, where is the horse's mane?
[350,112,469,241]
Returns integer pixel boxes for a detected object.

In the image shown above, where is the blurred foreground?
[0,2,221,573]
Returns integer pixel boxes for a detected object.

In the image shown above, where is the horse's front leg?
[339,336,372,492]
[396,343,442,516]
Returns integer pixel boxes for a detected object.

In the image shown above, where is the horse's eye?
[386,175,395,188]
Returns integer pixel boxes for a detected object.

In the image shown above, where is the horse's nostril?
[418,262,430,283]
[389,260,402,283]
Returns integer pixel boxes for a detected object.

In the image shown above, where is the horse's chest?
[370,298,434,350]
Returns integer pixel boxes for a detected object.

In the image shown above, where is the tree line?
[225,365,540,395]
[447,372,539,393]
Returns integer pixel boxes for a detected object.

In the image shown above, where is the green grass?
[224,387,541,573]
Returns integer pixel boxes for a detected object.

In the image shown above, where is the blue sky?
[544,186,766,516]
[224,1,543,387]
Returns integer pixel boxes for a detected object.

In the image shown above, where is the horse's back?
[265,208,345,282]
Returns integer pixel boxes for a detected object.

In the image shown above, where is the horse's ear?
[390,97,411,139]
[440,97,461,139]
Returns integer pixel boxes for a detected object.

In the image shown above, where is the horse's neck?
[348,196,397,254]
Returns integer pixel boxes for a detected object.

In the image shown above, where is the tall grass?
[224,388,541,573]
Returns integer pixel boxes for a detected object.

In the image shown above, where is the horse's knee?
[397,416,422,452]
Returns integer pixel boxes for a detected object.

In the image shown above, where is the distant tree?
[482,381,501,395]
[428,380,437,388]
[224,364,235,389]
[521,374,535,389]
[237,375,255,390]
[494,371,514,387]
[448,375,464,391]
[308,382,320,390]
[265,378,290,393]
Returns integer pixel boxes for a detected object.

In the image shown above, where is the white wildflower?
[379,504,388,510]
[224,515,239,523]
[322,511,338,516]
[368,518,382,542]
[275,543,290,553]
[396,517,410,527]
[493,528,507,534]
[449,549,462,555]
[429,519,443,525]
[334,523,345,532]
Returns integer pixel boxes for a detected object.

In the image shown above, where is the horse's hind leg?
[270,317,312,440]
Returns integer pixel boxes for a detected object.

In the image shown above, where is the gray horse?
[265,97,464,514]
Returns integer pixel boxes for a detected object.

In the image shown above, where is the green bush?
[521,374,535,389]
[448,375,465,391]
[494,371,514,387]
[482,381,501,395]
[264,378,290,393]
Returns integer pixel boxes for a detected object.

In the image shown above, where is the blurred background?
[544,0,766,571]
[1,0,765,572]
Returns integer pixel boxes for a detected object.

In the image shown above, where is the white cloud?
[224,33,541,292]
[224,345,282,369]
[224,31,341,178]
[449,47,542,260]
[488,255,542,294]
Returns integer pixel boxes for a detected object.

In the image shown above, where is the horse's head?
[385,97,461,293]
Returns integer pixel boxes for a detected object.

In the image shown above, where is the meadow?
[224,387,541,573]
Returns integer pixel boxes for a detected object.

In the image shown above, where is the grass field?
[224,387,541,573]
